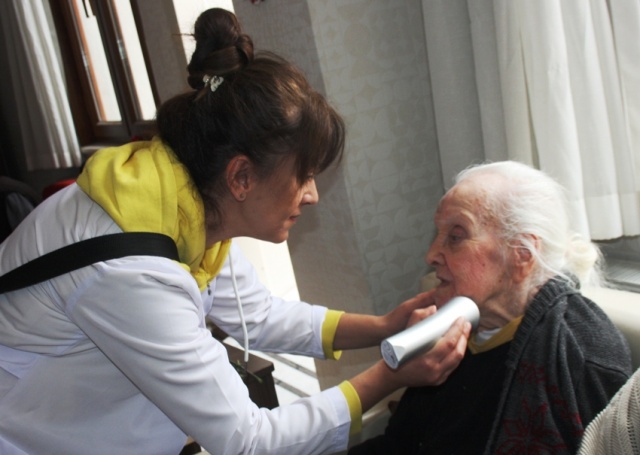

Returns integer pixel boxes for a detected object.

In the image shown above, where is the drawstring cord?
[228,248,250,369]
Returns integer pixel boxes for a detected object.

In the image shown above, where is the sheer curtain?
[0,0,81,171]
[423,0,640,241]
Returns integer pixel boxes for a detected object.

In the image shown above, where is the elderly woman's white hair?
[455,160,604,289]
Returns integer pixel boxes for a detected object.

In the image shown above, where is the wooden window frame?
[49,0,159,148]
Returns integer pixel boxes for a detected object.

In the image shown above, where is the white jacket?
[0,184,351,455]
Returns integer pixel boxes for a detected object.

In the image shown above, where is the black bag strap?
[0,232,179,294]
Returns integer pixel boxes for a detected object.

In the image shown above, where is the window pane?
[112,0,156,120]
[72,0,121,121]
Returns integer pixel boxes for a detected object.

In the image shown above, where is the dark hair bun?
[186,8,254,89]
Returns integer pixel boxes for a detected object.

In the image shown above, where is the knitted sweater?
[350,278,632,455]
[577,367,640,454]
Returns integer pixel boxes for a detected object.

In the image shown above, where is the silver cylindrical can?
[381,296,479,369]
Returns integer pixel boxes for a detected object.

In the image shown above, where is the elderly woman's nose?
[425,242,441,266]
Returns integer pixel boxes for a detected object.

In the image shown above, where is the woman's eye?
[447,228,465,245]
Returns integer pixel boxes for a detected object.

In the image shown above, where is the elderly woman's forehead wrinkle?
[441,182,496,228]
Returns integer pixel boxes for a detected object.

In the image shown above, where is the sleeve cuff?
[322,310,344,360]
[338,381,363,435]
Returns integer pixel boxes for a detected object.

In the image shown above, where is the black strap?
[0,232,179,294]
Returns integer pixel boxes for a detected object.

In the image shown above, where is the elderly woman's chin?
[432,284,457,308]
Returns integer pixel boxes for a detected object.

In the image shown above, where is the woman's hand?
[348,317,471,413]
[382,290,438,337]
[333,290,439,350]
[387,316,470,387]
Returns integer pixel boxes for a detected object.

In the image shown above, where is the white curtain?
[423,0,640,241]
[0,0,82,170]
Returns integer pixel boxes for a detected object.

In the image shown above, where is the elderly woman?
[349,160,632,455]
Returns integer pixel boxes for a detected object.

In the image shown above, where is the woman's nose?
[302,178,319,205]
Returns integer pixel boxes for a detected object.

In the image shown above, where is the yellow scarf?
[76,137,230,291]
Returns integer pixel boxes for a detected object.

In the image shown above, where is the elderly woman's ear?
[512,235,539,284]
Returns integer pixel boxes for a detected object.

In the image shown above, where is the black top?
[350,343,510,455]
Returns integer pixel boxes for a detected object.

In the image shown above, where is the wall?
[133,0,190,105]
[233,0,444,389]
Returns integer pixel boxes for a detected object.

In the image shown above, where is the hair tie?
[203,75,224,92]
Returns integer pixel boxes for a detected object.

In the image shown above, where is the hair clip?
[203,75,224,93]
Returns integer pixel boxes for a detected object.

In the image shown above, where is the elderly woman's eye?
[447,228,465,244]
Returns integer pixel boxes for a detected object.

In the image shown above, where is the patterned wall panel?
[233,0,444,388]
[308,0,443,314]
[235,0,444,313]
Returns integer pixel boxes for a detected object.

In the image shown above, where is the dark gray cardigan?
[348,278,632,455]
[485,278,633,454]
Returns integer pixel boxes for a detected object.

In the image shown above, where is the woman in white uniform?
[0,8,469,455]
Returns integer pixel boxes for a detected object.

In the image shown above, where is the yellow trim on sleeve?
[338,381,363,435]
[322,310,344,360]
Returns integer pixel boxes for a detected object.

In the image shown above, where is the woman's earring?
[238,193,246,201]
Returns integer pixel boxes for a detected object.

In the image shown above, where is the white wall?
[234,238,299,300]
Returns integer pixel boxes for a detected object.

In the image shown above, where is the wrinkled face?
[425,180,516,314]
[243,157,318,244]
